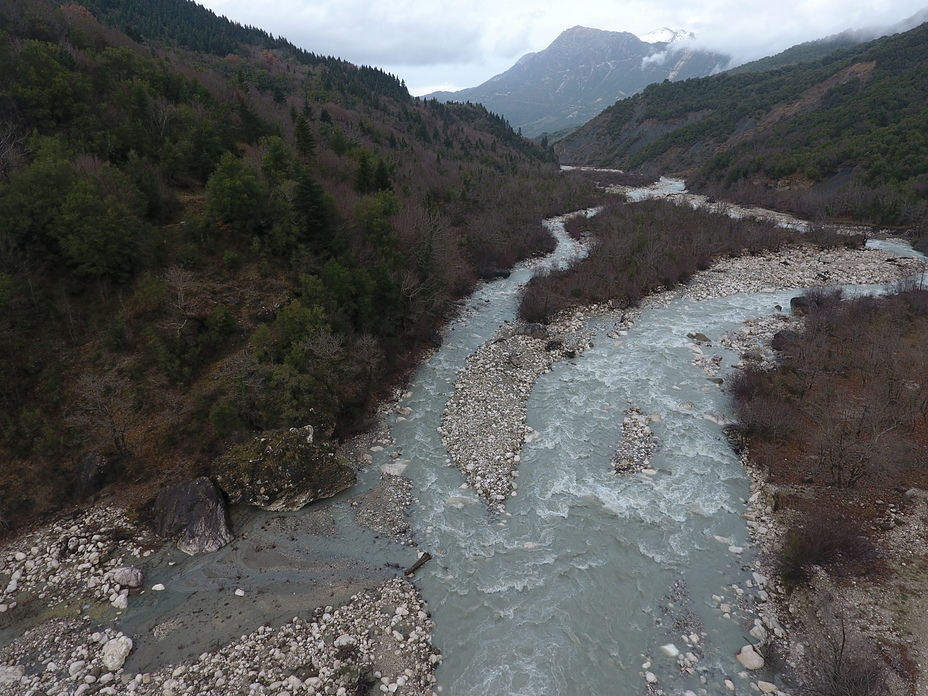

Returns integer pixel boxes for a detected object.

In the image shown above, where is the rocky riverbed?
[436,241,925,520]
[438,318,593,513]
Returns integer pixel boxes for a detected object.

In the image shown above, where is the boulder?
[213,425,355,511]
[101,635,133,671]
[477,266,511,280]
[110,567,143,589]
[736,644,765,670]
[771,329,800,351]
[153,478,234,555]
[76,451,117,497]
[789,295,815,316]
[0,665,24,686]
[687,332,711,343]
[513,323,549,340]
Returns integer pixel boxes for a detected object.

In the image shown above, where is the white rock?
[111,567,144,588]
[102,635,133,671]
[659,643,679,657]
[152,583,165,591]
[0,665,24,685]
[69,660,87,677]
[736,644,765,670]
[757,681,778,693]
[645,671,658,683]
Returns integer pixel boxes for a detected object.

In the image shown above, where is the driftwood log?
[403,552,432,576]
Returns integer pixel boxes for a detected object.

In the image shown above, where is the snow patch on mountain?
[639,28,695,44]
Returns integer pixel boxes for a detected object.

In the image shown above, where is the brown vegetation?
[732,288,928,498]
[518,199,863,323]
[731,288,928,692]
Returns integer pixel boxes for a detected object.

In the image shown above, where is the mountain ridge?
[555,19,928,228]
[427,25,729,139]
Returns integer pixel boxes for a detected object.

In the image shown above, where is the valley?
[2,178,926,695]
[1,1,928,695]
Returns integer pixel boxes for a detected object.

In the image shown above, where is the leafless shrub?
[804,618,887,696]
[778,515,877,590]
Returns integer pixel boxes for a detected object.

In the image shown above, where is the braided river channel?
[386,216,759,696]
[369,192,925,695]
[113,180,924,695]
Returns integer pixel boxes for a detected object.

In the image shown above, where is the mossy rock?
[212,425,355,511]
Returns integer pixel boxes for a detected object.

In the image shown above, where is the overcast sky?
[196,0,927,95]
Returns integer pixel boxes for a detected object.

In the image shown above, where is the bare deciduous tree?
[0,121,27,179]
[162,265,196,314]
[69,371,134,456]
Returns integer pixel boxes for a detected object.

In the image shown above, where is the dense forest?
[556,21,928,232]
[0,0,595,532]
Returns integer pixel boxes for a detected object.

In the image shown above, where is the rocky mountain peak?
[427,25,729,139]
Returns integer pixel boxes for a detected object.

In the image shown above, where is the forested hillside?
[556,21,928,230]
[0,0,593,532]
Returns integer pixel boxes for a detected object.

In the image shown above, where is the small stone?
[152,583,165,591]
[757,681,778,693]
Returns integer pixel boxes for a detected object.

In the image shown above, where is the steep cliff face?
[428,26,729,139]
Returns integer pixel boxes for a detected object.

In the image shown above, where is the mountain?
[426,26,730,140]
[0,0,591,532]
[555,20,928,227]
[728,7,928,76]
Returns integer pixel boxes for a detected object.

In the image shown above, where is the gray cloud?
[197,0,928,92]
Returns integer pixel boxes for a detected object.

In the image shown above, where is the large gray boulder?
[212,425,355,511]
[153,478,234,555]
[789,295,815,316]
[771,328,800,351]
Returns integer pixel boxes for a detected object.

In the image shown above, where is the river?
[49,179,923,695]
[383,214,763,696]
[374,181,925,695]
